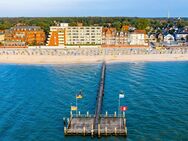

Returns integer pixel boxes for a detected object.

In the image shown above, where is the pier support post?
[105,127,108,136]
[114,127,117,136]
[63,118,66,127]
[98,124,101,138]
[91,124,94,137]
[79,111,81,117]
[70,111,72,119]
[125,127,127,135]
[124,119,126,127]
[83,126,86,136]
[64,127,67,135]
[63,118,67,135]
[105,111,108,117]
[114,111,117,117]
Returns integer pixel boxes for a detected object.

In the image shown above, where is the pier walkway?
[64,61,127,137]
[94,61,106,132]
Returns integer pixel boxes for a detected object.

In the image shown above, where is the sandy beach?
[0,54,188,64]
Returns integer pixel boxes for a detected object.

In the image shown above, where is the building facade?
[0,33,4,43]
[2,41,26,48]
[102,28,128,47]
[47,23,102,46]
[176,33,188,42]
[128,30,148,46]
[4,26,46,46]
[47,23,148,47]
[149,34,157,43]
[102,28,116,45]
[47,23,67,46]
[164,34,175,44]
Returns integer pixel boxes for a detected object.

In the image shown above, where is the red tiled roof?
[134,30,146,34]
[122,25,129,31]
[102,28,116,33]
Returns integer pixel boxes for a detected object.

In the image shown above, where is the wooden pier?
[94,61,106,133]
[64,61,127,137]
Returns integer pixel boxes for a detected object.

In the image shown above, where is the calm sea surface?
[0,62,188,141]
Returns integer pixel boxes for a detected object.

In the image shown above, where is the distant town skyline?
[0,0,188,17]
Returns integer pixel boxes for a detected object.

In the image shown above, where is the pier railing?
[68,112,126,118]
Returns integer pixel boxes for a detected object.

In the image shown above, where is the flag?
[119,93,125,99]
[76,91,83,99]
[76,94,83,99]
[120,106,128,111]
[71,106,77,111]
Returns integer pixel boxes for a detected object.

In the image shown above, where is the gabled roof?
[102,28,116,33]
[133,30,146,34]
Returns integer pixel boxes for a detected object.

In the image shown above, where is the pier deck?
[65,116,127,136]
[64,61,127,137]
[66,117,94,135]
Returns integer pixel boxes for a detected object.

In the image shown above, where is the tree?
[135,19,150,30]
[122,20,129,26]
[112,21,122,31]
[0,20,12,30]
[169,29,175,35]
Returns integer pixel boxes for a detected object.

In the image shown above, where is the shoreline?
[0,54,188,65]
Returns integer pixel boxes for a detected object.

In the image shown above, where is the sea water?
[0,62,188,141]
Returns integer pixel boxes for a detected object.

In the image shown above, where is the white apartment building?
[128,30,148,46]
[66,26,102,45]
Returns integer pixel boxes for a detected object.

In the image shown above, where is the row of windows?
[67,36,101,38]
[67,39,101,42]
[68,34,101,37]
[66,42,101,44]
[68,27,101,30]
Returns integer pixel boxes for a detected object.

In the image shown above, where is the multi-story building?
[128,30,148,46]
[4,26,46,46]
[0,33,5,43]
[47,23,102,46]
[102,28,116,45]
[47,23,67,46]
[102,28,128,47]
[66,26,102,45]
[47,23,148,47]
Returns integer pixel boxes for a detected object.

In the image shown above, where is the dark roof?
[11,26,42,31]
[177,32,188,34]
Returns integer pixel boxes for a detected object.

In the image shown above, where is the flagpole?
[76,94,78,117]
[119,97,120,117]
[119,97,121,131]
